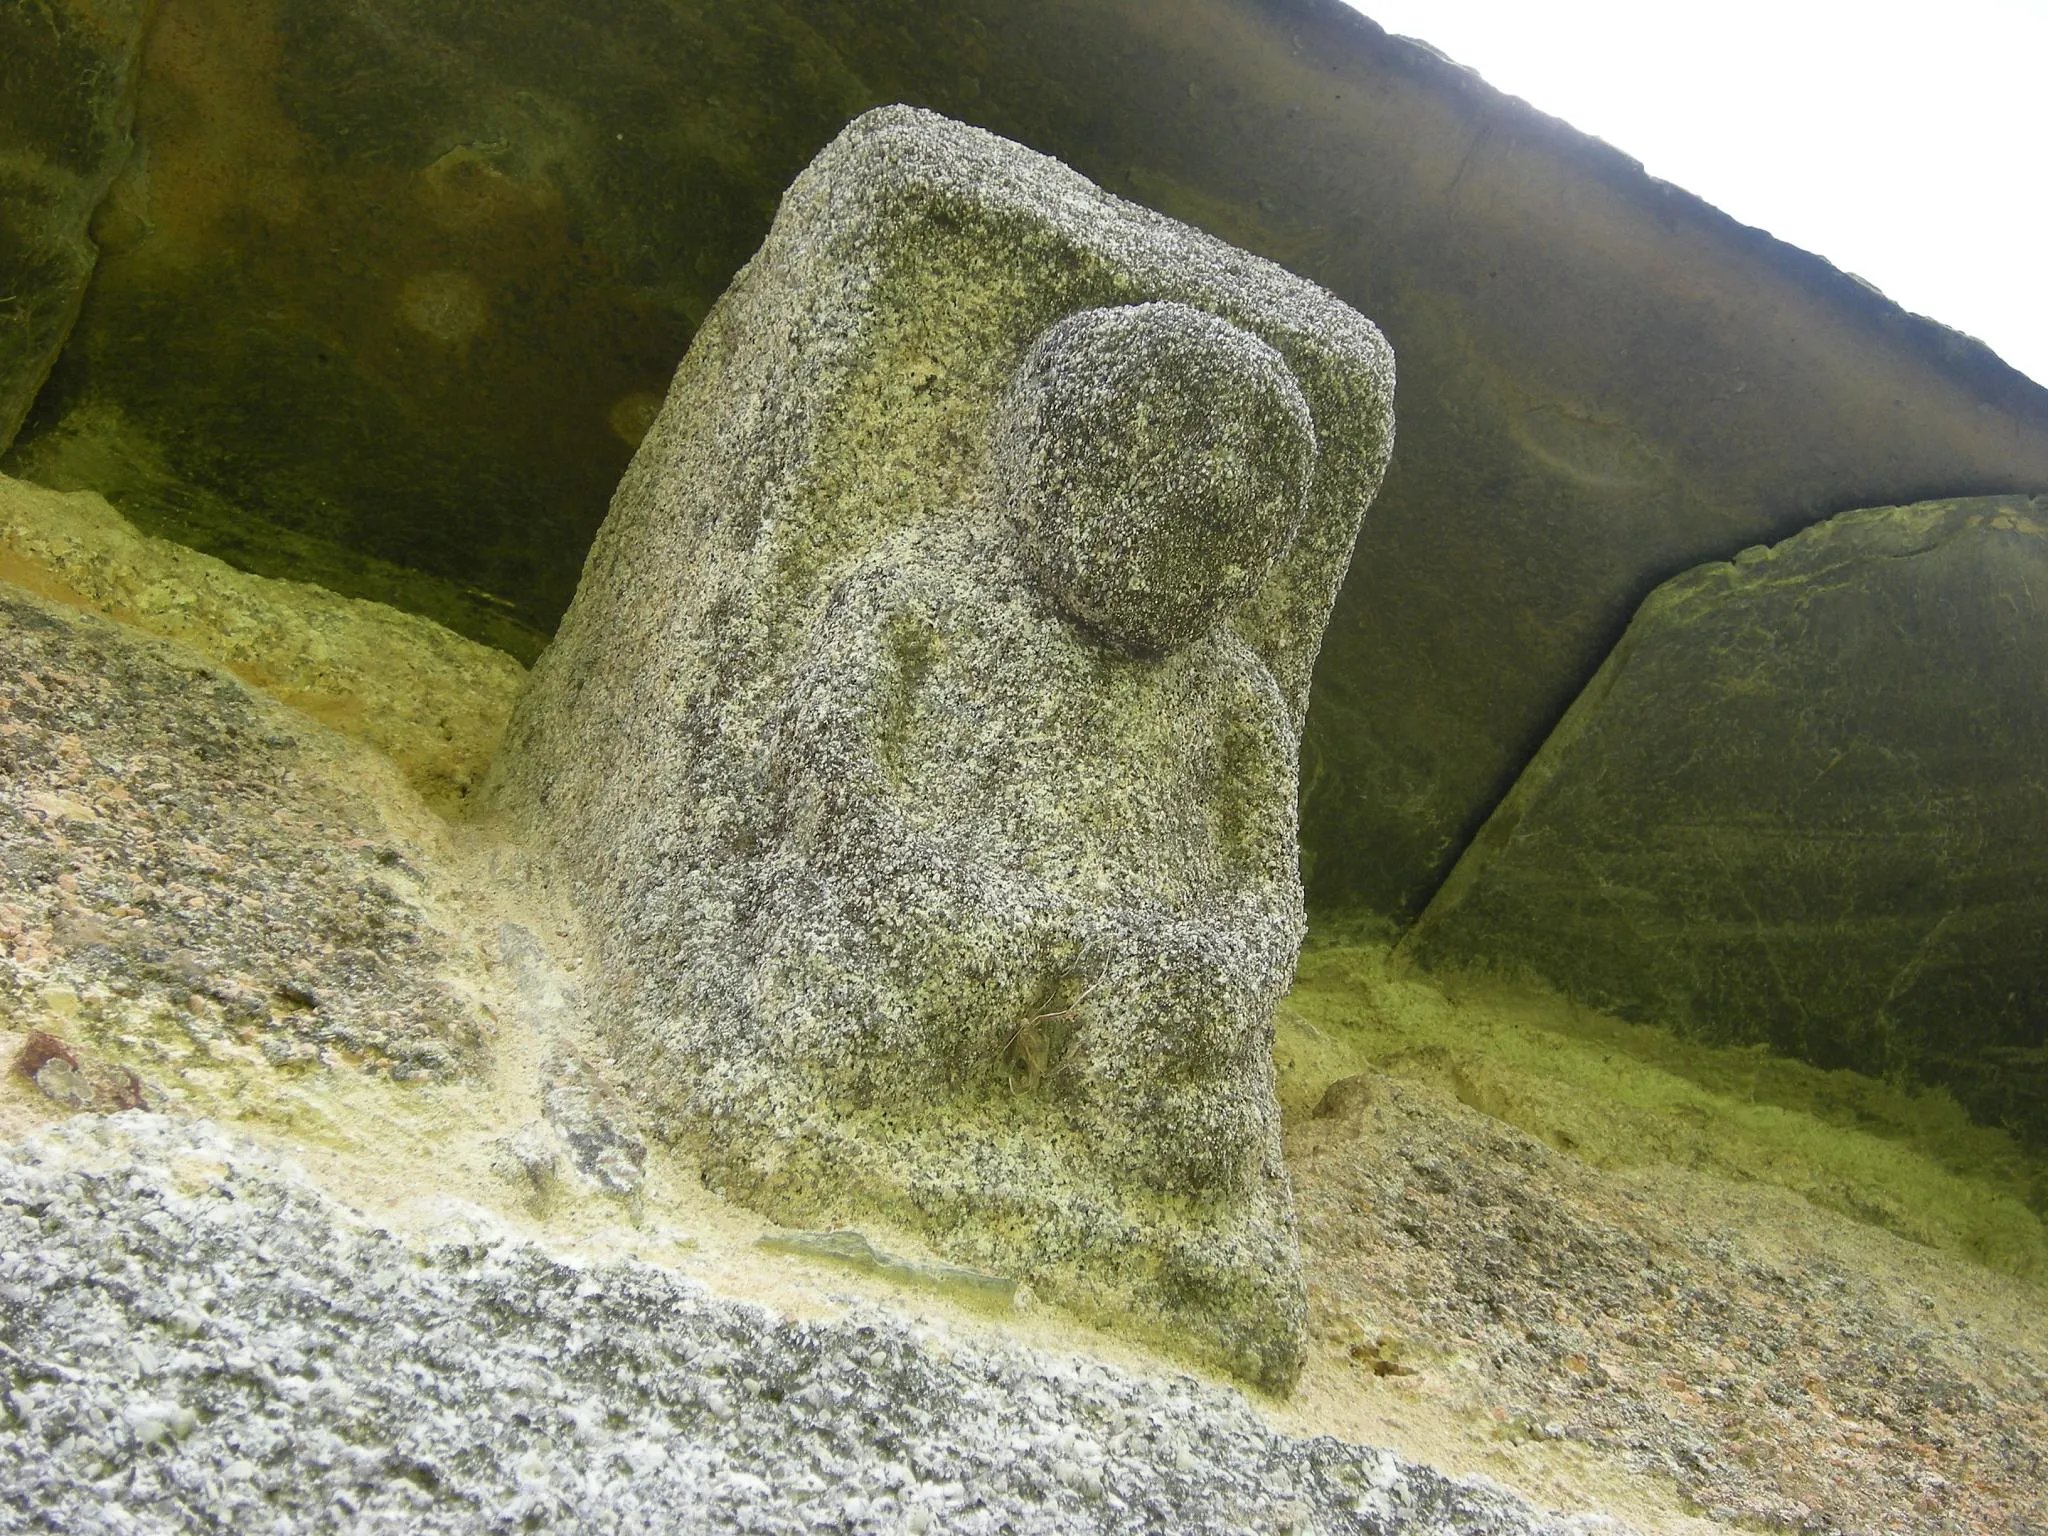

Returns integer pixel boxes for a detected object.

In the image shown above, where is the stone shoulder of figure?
[763,300,1316,917]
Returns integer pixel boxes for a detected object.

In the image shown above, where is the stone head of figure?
[994,301,1318,657]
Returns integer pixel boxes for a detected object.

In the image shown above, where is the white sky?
[1346,0,2048,389]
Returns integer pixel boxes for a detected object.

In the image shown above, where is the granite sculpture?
[487,106,1395,1388]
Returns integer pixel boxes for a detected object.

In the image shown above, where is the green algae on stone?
[6,403,555,663]
[0,470,525,808]
[1401,495,2048,1145]
[1277,941,2048,1287]
[4,0,871,652]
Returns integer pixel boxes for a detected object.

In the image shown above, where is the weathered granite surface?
[0,1113,1625,1536]
[9,0,2047,921]
[1401,495,2048,1140]
[2,465,2044,1534]
[489,107,1395,1390]
[0,472,525,809]
[1283,1039,2048,1534]
[998,302,1319,658]
[0,576,490,1087]
[0,0,150,452]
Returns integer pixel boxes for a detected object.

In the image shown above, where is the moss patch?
[1276,940,2048,1286]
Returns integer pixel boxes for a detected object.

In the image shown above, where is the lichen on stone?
[0,472,526,809]
[487,106,1395,1389]
[0,580,491,1087]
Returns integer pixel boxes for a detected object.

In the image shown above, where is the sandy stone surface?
[1288,1066,2048,1535]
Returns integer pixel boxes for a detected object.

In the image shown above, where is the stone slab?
[1402,495,2048,1140]
[0,1114,1611,1535]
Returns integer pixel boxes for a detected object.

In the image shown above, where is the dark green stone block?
[0,0,151,451]
[1404,496,2048,1140]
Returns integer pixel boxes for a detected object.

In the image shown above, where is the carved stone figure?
[487,107,1394,1388]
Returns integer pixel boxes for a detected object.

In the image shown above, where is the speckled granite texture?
[487,106,1395,1389]
[0,580,487,1084]
[0,1114,1623,1536]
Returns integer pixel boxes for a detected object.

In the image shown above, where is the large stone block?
[0,0,150,452]
[1402,495,2048,1141]
[488,107,1395,1389]
[8,1,2048,923]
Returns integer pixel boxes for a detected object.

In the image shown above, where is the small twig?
[1003,950,1104,1095]
[1028,974,1102,1026]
